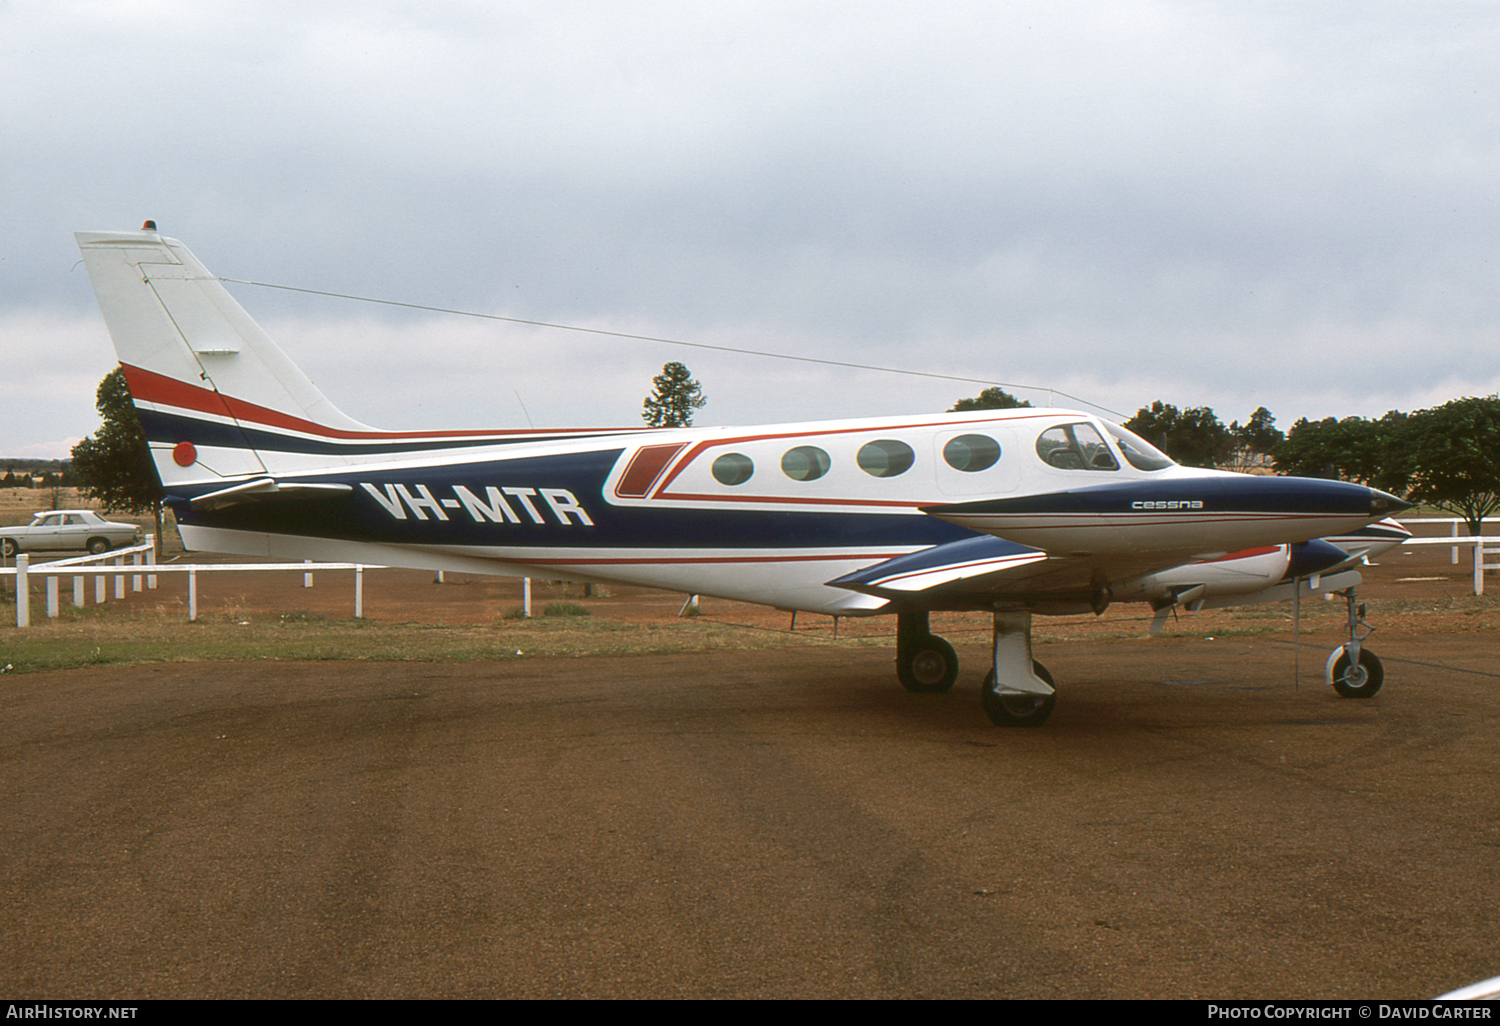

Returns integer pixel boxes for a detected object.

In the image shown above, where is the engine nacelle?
[1120,546,1291,609]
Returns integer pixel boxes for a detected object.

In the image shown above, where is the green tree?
[1226,407,1283,469]
[1398,396,1500,536]
[71,368,164,545]
[642,362,707,427]
[1272,412,1408,491]
[1124,401,1233,468]
[949,387,1032,412]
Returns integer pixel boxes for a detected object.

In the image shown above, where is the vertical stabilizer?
[75,227,373,488]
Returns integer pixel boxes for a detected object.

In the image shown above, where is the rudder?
[75,226,372,489]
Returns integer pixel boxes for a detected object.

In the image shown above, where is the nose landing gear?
[1326,588,1384,699]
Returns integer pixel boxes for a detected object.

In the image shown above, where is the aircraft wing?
[827,535,1049,600]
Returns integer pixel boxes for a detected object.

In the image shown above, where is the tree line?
[949,389,1500,535]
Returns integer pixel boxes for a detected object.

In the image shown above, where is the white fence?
[1402,535,1500,595]
[1,538,386,627]
[1396,518,1499,595]
[0,542,553,627]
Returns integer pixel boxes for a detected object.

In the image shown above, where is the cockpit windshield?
[1103,422,1176,471]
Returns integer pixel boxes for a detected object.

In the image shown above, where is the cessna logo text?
[361,483,594,526]
[1131,499,1204,511]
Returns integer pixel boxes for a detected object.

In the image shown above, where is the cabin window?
[942,434,1001,473]
[857,439,915,478]
[711,453,755,486]
[781,445,831,481]
[1036,424,1119,471]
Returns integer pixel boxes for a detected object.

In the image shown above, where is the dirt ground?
[2,525,1497,999]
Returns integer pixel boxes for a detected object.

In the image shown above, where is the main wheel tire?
[86,538,111,555]
[1,538,16,557]
[981,660,1056,727]
[1329,648,1384,699]
[897,635,959,693]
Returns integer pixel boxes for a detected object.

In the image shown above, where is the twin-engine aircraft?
[75,226,1410,726]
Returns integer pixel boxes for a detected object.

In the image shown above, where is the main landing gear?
[894,610,1057,726]
[895,612,959,693]
[1326,587,1384,699]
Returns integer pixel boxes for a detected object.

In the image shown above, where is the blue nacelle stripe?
[1284,539,1352,579]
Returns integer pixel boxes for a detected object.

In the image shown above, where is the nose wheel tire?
[982,661,1056,727]
[1328,648,1384,699]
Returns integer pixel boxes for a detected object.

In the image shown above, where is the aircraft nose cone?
[1369,488,1412,515]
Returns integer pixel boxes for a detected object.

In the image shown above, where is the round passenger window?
[857,439,915,478]
[781,445,831,482]
[711,453,754,486]
[943,434,1001,473]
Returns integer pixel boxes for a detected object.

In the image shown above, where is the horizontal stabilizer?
[187,477,353,511]
[828,535,1047,598]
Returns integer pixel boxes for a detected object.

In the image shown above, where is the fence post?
[1479,541,1487,597]
[1452,521,1460,565]
[113,556,124,599]
[146,535,157,590]
[15,554,28,628]
[303,559,313,588]
[73,575,84,608]
[47,576,59,619]
[523,577,532,617]
[132,549,142,592]
[354,565,364,618]
[188,567,198,622]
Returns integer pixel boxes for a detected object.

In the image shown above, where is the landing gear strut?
[981,610,1056,727]
[895,612,958,693]
[1326,588,1384,698]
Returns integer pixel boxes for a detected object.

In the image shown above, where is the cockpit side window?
[1036,423,1119,471]
[1103,422,1175,471]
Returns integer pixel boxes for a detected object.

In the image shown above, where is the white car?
[0,510,142,557]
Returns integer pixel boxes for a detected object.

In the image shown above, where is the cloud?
[6,1,1500,456]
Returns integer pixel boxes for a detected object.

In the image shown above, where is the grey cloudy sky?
[4,0,1498,458]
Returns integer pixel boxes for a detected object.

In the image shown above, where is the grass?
[4,597,1494,676]
[0,601,863,675]
[542,601,591,617]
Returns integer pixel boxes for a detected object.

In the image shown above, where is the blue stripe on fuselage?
[170,447,977,552]
[924,475,1382,517]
